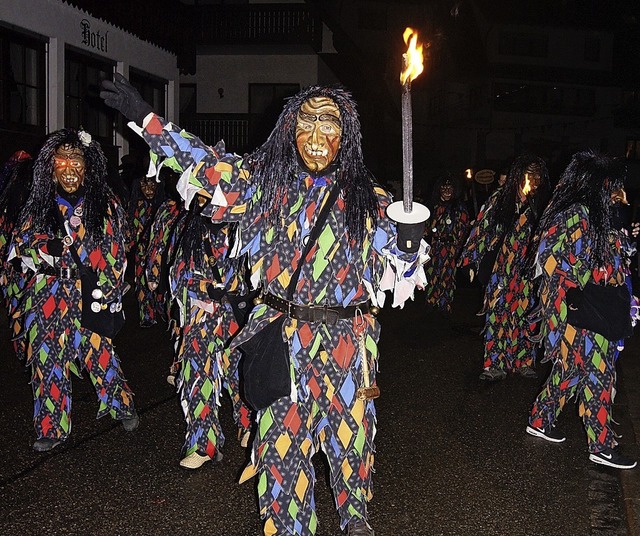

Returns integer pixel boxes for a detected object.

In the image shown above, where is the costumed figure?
[101,75,429,536]
[525,150,639,469]
[128,173,166,327]
[0,151,33,358]
[458,155,551,380]
[167,193,253,469]
[8,128,139,452]
[423,173,471,312]
[145,195,185,384]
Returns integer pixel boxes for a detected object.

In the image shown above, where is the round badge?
[90,302,101,313]
[91,289,103,300]
[70,216,82,228]
[445,218,452,225]
[109,303,117,313]
[115,303,122,312]
[73,206,83,217]
[432,227,437,233]
[101,303,108,310]
[63,236,73,246]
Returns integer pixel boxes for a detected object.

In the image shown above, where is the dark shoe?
[346,519,375,536]
[479,366,507,381]
[526,424,566,443]
[121,411,139,432]
[33,438,62,452]
[516,365,537,378]
[589,446,637,469]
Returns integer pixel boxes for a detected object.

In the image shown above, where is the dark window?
[584,37,600,62]
[0,26,46,130]
[130,69,166,118]
[357,6,388,31]
[498,31,548,58]
[249,83,299,147]
[493,82,593,115]
[179,83,197,120]
[65,48,114,142]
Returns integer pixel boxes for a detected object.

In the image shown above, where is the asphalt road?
[0,283,635,536]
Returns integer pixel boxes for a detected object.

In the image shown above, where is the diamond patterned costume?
[169,211,252,460]
[528,204,632,452]
[131,111,428,535]
[459,190,539,371]
[130,195,164,326]
[9,194,136,442]
[424,200,470,312]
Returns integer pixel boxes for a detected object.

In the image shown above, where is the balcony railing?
[192,4,322,50]
[181,115,251,155]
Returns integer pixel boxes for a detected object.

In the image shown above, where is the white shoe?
[179,451,211,469]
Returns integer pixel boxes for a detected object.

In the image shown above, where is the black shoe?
[121,411,139,432]
[33,437,62,452]
[346,520,375,536]
[526,425,566,443]
[589,446,637,469]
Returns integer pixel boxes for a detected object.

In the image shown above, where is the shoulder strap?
[287,181,340,300]
[53,204,86,273]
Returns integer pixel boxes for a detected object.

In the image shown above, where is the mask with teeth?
[295,97,342,173]
[53,144,85,194]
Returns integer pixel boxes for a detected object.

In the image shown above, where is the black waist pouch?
[239,315,290,411]
[566,282,632,341]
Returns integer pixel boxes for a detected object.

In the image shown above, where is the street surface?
[0,283,634,535]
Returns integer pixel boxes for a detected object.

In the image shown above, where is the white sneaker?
[179,451,211,469]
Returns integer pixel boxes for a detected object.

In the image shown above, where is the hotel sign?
[81,19,108,53]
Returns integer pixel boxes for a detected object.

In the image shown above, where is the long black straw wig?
[534,150,626,270]
[19,129,115,245]
[247,85,378,243]
[494,154,551,230]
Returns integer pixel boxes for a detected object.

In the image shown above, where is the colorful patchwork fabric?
[424,201,470,312]
[529,203,630,452]
[134,115,428,535]
[0,210,28,356]
[8,195,136,441]
[459,192,539,371]
[458,189,502,271]
[170,216,252,458]
[130,198,164,326]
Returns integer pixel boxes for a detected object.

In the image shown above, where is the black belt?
[39,266,80,279]
[264,293,370,325]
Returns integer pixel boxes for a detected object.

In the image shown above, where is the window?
[498,31,548,58]
[249,83,299,147]
[65,48,114,142]
[0,26,46,130]
[584,37,600,62]
[130,69,166,118]
[179,83,197,120]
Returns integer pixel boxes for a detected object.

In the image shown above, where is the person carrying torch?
[100,67,430,533]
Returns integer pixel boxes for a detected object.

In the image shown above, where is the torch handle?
[401,54,413,213]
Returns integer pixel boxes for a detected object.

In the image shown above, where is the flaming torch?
[387,27,431,252]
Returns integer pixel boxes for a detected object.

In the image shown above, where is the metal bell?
[369,305,380,316]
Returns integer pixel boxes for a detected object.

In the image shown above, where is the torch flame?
[522,173,531,195]
[465,168,472,179]
[400,27,424,85]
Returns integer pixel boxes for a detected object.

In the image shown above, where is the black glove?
[100,73,154,125]
[46,238,65,257]
[396,222,425,253]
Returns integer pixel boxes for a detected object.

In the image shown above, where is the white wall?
[0,0,179,152]
[181,54,319,113]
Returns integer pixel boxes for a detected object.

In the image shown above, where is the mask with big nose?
[53,144,85,194]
